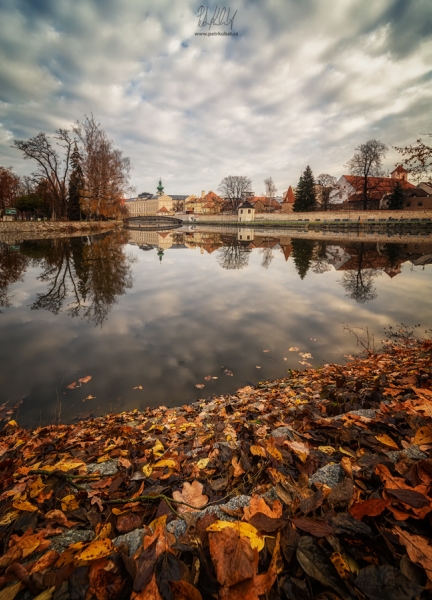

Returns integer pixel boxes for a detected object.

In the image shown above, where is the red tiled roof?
[391,165,408,174]
[343,175,415,192]
[283,186,295,204]
[203,191,223,203]
[157,206,169,213]
[248,197,280,209]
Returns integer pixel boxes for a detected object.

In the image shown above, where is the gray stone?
[347,409,377,419]
[113,528,144,557]
[49,529,95,552]
[166,519,187,539]
[309,464,344,488]
[270,426,294,440]
[86,459,118,476]
[384,451,401,462]
[402,445,428,460]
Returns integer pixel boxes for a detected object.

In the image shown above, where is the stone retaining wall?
[0,221,123,244]
[180,209,432,224]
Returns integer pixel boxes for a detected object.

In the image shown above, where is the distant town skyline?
[1,0,431,195]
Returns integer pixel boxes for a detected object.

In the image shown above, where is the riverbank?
[0,336,431,598]
[0,220,123,243]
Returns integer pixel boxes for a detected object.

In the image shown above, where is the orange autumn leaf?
[414,426,432,445]
[375,434,399,450]
[243,494,283,521]
[172,480,208,514]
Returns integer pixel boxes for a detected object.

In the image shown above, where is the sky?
[0,0,432,196]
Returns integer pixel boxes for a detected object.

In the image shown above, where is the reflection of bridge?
[124,216,182,231]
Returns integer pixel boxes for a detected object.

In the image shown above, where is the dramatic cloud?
[1,0,431,195]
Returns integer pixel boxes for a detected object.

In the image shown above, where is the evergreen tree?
[387,180,405,210]
[291,239,315,280]
[68,144,84,221]
[293,165,316,212]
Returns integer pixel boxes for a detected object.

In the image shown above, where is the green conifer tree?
[293,165,316,212]
[291,239,315,280]
[68,144,84,221]
[387,180,405,210]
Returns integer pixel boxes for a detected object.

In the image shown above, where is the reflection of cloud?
[1,1,432,194]
[1,240,431,426]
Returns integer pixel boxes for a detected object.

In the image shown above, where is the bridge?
[124,216,183,231]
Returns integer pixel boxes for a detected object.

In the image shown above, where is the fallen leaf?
[172,480,208,514]
[195,384,205,389]
[206,521,265,552]
[153,459,177,469]
[0,583,22,600]
[355,564,423,600]
[375,434,399,449]
[209,526,257,587]
[204,375,212,381]
[61,494,79,512]
[76,538,113,562]
[414,426,432,445]
[196,458,209,469]
[289,347,299,351]
[78,375,92,384]
[350,499,391,520]
[291,517,334,537]
[394,526,432,581]
[133,386,143,390]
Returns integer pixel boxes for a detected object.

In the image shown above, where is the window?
[240,209,243,214]
[247,235,250,240]
[248,209,251,214]
[418,202,423,207]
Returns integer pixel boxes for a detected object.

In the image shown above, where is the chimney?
[201,190,205,198]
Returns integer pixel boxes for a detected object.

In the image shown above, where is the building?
[238,199,255,222]
[329,167,416,209]
[246,196,281,213]
[185,190,224,214]
[125,180,189,217]
[280,186,295,213]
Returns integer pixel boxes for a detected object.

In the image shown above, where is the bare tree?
[217,175,252,212]
[264,177,277,198]
[13,130,74,220]
[394,133,432,182]
[317,174,337,211]
[73,114,133,218]
[338,243,380,303]
[346,140,388,210]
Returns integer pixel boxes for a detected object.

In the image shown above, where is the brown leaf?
[248,513,285,533]
[355,564,423,600]
[117,513,142,533]
[243,495,282,521]
[168,580,203,600]
[328,478,354,509]
[209,527,257,587]
[78,375,92,384]
[172,481,208,514]
[291,517,334,537]
[394,526,432,582]
[299,487,323,514]
[386,488,430,509]
[350,498,391,520]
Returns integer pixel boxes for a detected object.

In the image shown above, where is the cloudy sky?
[1,0,431,196]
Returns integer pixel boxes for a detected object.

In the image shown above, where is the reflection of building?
[237,228,254,242]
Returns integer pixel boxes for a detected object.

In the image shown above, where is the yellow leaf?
[104,444,117,452]
[196,458,209,469]
[318,446,336,455]
[152,440,164,457]
[6,420,18,428]
[111,508,130,516]
[375,434,399,450]
[414,426,432,445]
[266,445,283,461]
[96,455,111,463]
[76,538,113,562]
[250,445,267,457]
[29,477,45,499]
[55,542,87,568]
[206,521,265,551]
[0,582,22,600]
[12,499,37,512]
[61,494,79,512]
[149,514,168,532]
[42,460,85,472]
[142,464,153,477]
[153,459,177,469]
[94,523,112,541]
[0,511,20,526]
[33,587,56,600]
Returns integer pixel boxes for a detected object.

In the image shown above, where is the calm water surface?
[1,228,431,427]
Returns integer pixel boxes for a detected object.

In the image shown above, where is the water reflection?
[0,227,431,427]
[3,231,135,325]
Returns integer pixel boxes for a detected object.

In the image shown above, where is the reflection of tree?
[217,237,251,270]
[291,239,316,279]
[339,243,380,303]
[311,241,331,274]
[382,243,403,270]
[260,246,274,269]
[24,231,134,325]
[0,243,29,310]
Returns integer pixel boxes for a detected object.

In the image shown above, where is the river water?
[0,228,431,427]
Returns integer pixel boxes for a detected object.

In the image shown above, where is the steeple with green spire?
[157,178,164,195]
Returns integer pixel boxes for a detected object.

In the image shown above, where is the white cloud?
[0,0,431,195]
